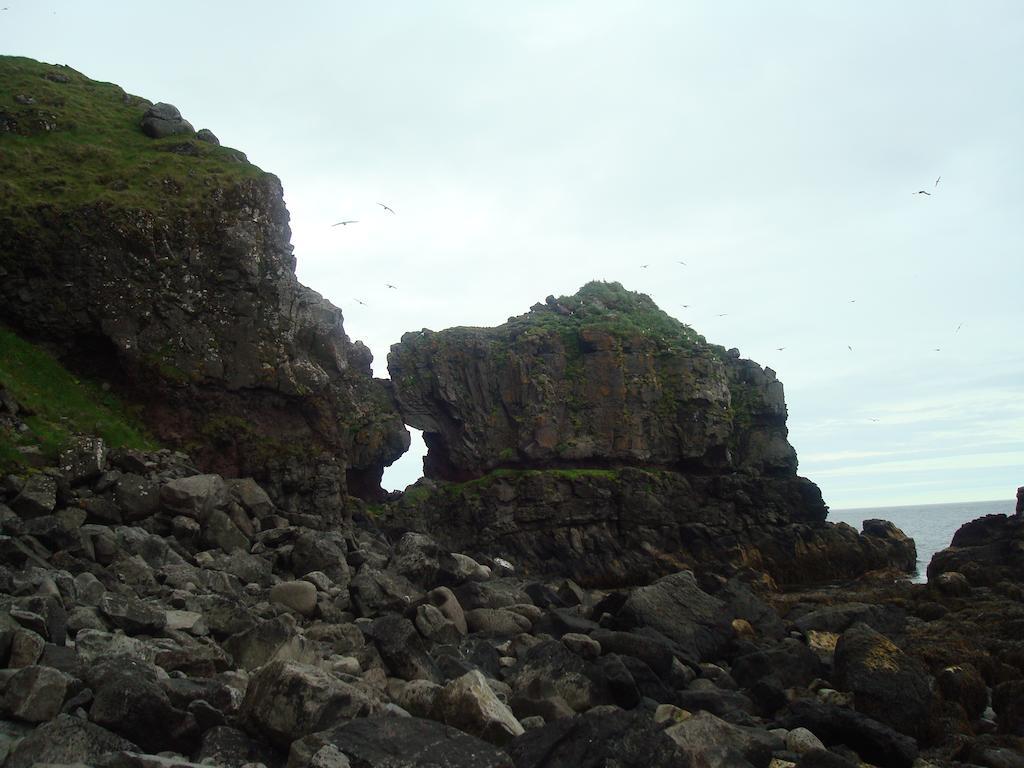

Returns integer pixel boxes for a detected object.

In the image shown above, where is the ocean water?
[828,498,1015,582]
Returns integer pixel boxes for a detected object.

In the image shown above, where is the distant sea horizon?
[827,498,1014,583]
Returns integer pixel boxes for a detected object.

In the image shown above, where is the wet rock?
[415,602,462,644]
[241,659,376,747]
[993,680,1024,736]
[223,615,317,670]
[98,593,167,635]
[786,726,826,754]
[936,663,988,721]
[780,699,918,768]
[466,607,532,636]
[391,531,462,589]
[350,566,421,617]
[562,632,601,659]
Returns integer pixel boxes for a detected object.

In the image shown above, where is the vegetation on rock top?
[0,324,156,473]
[0,56,266,217]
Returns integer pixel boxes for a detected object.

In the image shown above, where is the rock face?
[386,283,914,586]
[390,283,793,479]
[0,57,408,511]
[927,513,1024,587]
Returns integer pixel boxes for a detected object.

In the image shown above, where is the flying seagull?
[847,345,853,351]
[955,322,964,333]
[385,283,398,289]
[914,190,931,196]
[680,304,691,309]
[378,203,395,214]
[353,298,367,306]
[716,313,728,317]
[776,347,786,351]
[869,418,880,423]
[332,220,358,227]
[935,176,941,187]
[934,347,941,352]
[849,299,856,303]
[677,261,687,266]
[640,264,650,269]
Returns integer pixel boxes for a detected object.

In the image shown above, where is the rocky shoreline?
[0,437,1021,768]
[2,56,1021,767]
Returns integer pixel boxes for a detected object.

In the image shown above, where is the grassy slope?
[0,55,266,216]
[0,324,155,473]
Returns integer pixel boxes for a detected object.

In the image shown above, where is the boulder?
[3,664,68,721]
[619,571,732,662]
[161,474,229,519]
[240,660,376,747]
[270,580,318,617]
[59,436,108,484]
[140,102,195,138]
[664,710,781,767]
[435,670,525,745]
[349,566,422,617]
[366,614,441,682]
[196,128,220,145]
[288,715,513,768]
[223,615,318,670]
[5,714,137,768]
[10,473,57,518]
[779,699,918,768]
[98,593,167,635]
[391,532,462,589]
[507,709,688,768]
[833,622,937,741]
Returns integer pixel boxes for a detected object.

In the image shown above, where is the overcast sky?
[4,1,1022,509]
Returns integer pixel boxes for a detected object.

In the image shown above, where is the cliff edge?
[0,56,408,515]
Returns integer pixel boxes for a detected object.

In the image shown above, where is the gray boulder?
[619,571,733,663]
[5,714,137,768]
[3,664,68,722]
[240,660,376,748]
[366,614,441,683]
[435,670,524,745]
[664,710,781,767]
[140,102,195,139]
[10,473,57,518]
[270,580,318,617]
[196,128,220,145]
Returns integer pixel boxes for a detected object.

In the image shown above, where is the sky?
[3,1,1022,509]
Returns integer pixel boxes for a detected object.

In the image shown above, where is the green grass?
[0,324,155,473]
[0,56,266,217]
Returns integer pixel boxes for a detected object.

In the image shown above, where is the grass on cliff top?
[0,56,266,216]
[0,324,156,473]
[512,281,709,352]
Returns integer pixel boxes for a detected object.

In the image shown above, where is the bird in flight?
[640,264,650,269]
[934,347,941,352]
[353,298,367,306]
[935,176,941,187]
[332,220,358,227]
[869,418,880,423]
[378,203,395,214]
[677,261,687,266]
[716,313,728,317]
[849,299,856,303]
[385,283,398,290]
[680,304,691,309]
[847,345,853,351]
[955,322,964,333]
[914,190,931,196]
[776,347,786,351]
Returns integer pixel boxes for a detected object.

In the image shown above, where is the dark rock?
[223,615,317,670]
[350,566,422,617]
[289,715,513,768]
[140,102,195,138]
[508,709,688,768]
[435,669,525,745]
[833,622,937,741]
[619,570,732,663]
[780,699,919,768]
[798,748,861,768]
[731,638,824,689]
[589,628,675,677]
[674,688,757,722]
[366,614,441,682]
[792,602,906,637]
[594,653,641,709]
[290,528,351,586]
[929,514,1024,587]
[993,679,1024,735]
[5,713,137,768]
[98,593,167,635]
[936,663,988,721]
[391,531,462,589]
[3,664,69,721]
[59,436,108,485]
[114,473,161,522]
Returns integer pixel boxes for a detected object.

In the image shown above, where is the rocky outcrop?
[389,283,793,479]
[927,513,1024,587]
[0,57,408,511]
[388,469,915,587]
[386,283,914,586]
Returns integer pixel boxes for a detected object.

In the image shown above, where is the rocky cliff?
[389,282,794,480]
[0,57,408,514]
[387,283,915,586]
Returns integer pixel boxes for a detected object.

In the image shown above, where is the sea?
[827,498,1015,583]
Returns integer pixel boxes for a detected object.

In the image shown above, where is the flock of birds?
[331,179,958,424]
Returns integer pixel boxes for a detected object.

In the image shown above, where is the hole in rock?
[381,427,427,492]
